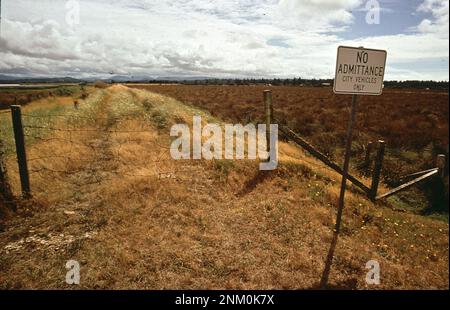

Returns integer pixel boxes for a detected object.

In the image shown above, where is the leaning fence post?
[10,105,31,198]
[264,90,273,157]
[370,140,386,201]
[437,154,446,179]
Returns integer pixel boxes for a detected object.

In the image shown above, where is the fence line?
[5,104,206,197]
[24,134,171,150]
[23,125,157,134]
[376,169,439,200]
[23,135,96,150]
[25,144,176,175]
[22,113,145,121]
[29,165,203,179]
[2,92,448,203]
[278,123,372,195]
[279,117,445,202]
[399,168,439,181]
[263,90,447,202]
[1,99,205,196]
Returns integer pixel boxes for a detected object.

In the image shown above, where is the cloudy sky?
[0,0,448,80]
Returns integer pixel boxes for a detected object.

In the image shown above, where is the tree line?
[136,78,449,90]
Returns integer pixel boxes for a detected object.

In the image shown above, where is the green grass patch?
[212,159,235,182]
[0,90,106,158]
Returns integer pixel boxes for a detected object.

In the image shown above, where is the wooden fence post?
[264,90,273,157]
[437,154,446,179]
[370,140,386,201]
[11,105,31,198]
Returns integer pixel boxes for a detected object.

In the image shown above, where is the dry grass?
[0,85,448,290]
[0,85,86,111]
[128,85,449,150]
[129,84,450,217]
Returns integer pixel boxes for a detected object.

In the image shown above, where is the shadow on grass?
[421,178,449,218]
[237,170,272,197]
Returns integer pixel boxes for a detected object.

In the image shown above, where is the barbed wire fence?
[3,105,207,200]
[261,90,447,202]
[2,90,447,203]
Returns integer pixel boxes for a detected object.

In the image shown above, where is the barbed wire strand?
[22,113,146,121]
[23,125,158,134]
[7,109,215,199]
[24,133,171,152]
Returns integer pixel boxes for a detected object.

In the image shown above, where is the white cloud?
[1,19,79,61]
[416,0,449,38]
[0,0,448,80]
[278,0,363,25]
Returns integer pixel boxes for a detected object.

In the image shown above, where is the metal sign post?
[320,46,387,288]
[320,94,358,288]
[336,94,358,235]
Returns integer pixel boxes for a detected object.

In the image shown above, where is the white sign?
[334,46,387,96]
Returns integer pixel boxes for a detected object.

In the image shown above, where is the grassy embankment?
[0,85,448,289]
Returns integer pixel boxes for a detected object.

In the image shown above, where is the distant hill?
[102,75,211,83]
[0,74,212,84]
[0,74,448,90]
[0,75,83,84]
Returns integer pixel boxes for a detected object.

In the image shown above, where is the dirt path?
[0,86,212,288]
[0,90,116,288]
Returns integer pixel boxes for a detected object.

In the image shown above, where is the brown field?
[0,85,448,289]
[129,84,450,215]
[0,85,86,111]
[128,85,449,150]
